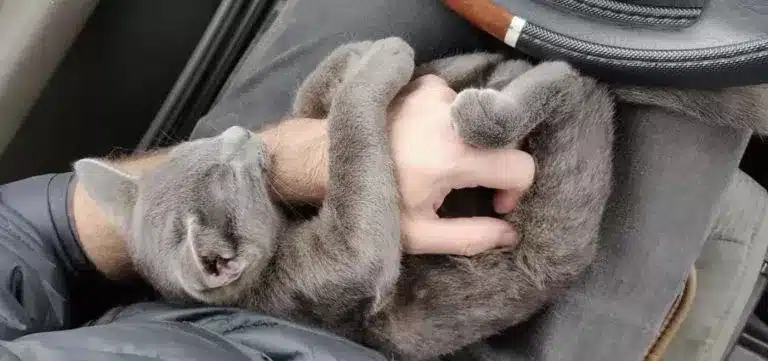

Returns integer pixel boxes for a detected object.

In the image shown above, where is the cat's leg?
[292,41,376,118]
[320,36,414,308]
[274,37,414,331]
[365,61,615,361]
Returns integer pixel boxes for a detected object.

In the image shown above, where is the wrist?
[259,118,329,203]
[72,150,169,281]
[72,181,136,280]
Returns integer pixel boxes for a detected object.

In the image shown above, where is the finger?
[493,188,522,214]
[451,147,535,192]
[404,217,518,256]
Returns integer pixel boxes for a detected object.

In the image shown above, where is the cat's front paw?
[292,40,377,118]
[349,37,415,102]
[364,37,415,73]
[451,88,520,149]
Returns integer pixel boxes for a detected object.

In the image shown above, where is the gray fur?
[74,38,768,361]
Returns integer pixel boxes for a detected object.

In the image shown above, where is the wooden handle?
[441,0,514,41]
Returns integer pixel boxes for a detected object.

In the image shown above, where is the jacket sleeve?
[0,172,95,340]
[0,301,389,361]
[0,174,388,361]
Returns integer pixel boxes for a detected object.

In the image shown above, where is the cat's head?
[74,126,283,305]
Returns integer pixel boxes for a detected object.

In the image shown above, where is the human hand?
[261,75,535,256]
[388,75,535,256]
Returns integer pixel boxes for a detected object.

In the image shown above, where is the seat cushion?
[662,170,768,361]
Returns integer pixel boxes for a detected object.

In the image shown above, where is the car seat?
[132,3,767,361]
[3,0,763,360]
[136,1,768,360]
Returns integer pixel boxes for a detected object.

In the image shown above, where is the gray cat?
[73,37,767,361]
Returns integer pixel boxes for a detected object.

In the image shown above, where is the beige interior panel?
[0,0,98,156]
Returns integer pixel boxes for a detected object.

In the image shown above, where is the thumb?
[403,217,518,256]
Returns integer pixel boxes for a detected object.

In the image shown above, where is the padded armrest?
[0,0,98,156]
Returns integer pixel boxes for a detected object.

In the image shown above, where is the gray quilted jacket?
[0,173,385,361]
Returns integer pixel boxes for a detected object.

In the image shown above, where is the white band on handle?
[503,16,527,47]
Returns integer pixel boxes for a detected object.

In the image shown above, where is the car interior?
[0,0,766,360]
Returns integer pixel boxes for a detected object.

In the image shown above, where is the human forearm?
[71,149,169,280]
[113,118,330,202]
[259,118,329,203]
[72,118,330,280]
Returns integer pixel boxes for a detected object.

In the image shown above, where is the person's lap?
[191,0,750,360]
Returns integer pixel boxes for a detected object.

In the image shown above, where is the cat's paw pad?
[451,88,516,149]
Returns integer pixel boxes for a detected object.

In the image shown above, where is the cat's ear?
[182,216,246,289]
[73,158,139,224]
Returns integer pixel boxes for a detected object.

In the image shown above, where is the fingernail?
[501,228,518,247]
